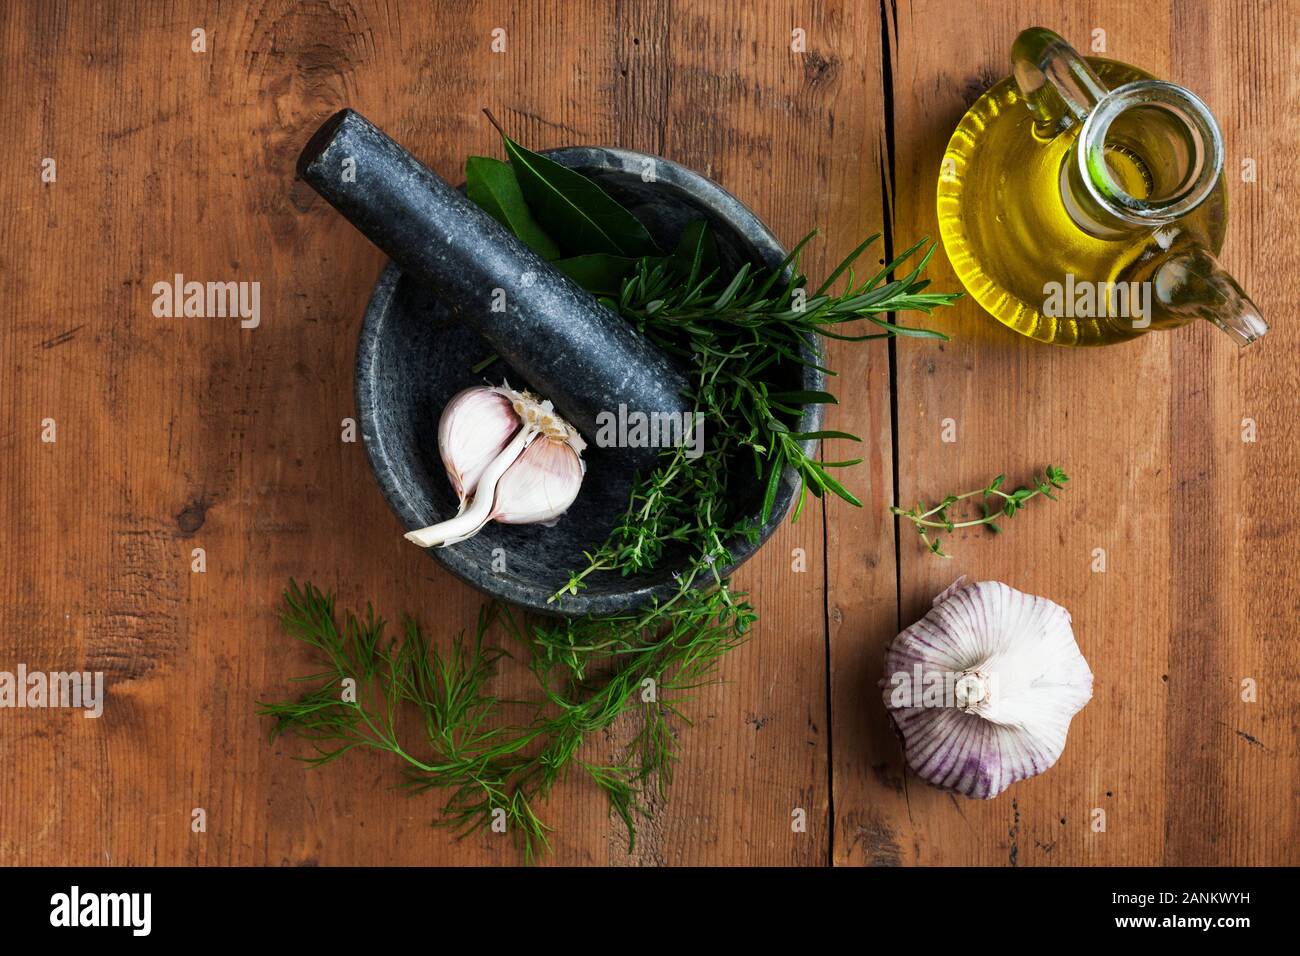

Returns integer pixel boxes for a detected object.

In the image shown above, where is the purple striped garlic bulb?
[882,579,1092,799]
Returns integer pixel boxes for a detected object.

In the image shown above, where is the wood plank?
[3,0,529,867]
[820,1,913,867]
[1163,0,1300,866]
[605,0,842,865]
[838,0,1299,865]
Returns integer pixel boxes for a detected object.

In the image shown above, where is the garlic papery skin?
[497,384,586,454]
[439,387,522,508]
[881,579,1093,799]
[490,434,585,526]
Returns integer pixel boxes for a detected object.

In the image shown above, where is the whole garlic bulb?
[881,579,1092,799]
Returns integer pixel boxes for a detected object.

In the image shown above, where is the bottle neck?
[1059,147,1152,239]
[1059,81,1224,239]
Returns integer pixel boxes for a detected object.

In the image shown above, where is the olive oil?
[938,58,1231,346]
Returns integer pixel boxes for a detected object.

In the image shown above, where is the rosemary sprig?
[624,232,960,521]
[891,465,1069,557]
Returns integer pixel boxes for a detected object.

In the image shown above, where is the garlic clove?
[881,580,1092,799]
[405,424,535,548]
[490,435,585,526]
[439,387,521,508]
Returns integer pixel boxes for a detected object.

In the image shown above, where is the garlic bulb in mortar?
[882,579,1092,799]
[405,384,586,549]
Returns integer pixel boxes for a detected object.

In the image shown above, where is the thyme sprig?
[892,465,1069,558]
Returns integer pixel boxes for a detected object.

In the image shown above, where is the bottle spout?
[1152,245,1267,346]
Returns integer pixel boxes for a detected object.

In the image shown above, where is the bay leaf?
[501,135,660,258]
[465,155,562,260]
[553,253,644,295]
[670,219,718,285]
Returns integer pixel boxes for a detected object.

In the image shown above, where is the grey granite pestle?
[297,109,691,450]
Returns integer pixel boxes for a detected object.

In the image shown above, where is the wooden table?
[3,0,1295,866]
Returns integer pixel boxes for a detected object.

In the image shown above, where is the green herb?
[891,465,1069,557]
[465,156,562,260]
[668,218,718,277]
[260,577,750,863]
[551,253,641,294]
[553,232,962,601]
[483,110,659,258]
[469,352,500,374]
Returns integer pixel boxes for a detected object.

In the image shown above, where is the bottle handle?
[1011,27,1110,136]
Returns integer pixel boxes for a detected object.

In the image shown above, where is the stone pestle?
[296,108,691,458]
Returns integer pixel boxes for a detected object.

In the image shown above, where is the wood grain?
[1,0,1295,867]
